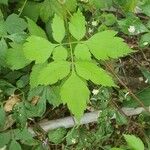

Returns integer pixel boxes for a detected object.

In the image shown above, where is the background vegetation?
[0,0,150,149]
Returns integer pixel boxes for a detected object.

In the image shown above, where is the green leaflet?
[6,43,31,70]
[123,134,144,150]
[9,139,22,150]
[23,35,55,64]
[30,63,47,89]
[86,30,133,60]
[0,132,11,148]
[69,10,86,40]
[75,61,116,87]
[22,1,40,22]
[5,14,27,34]
[60,71,90,119]
[40,0,54,23]
[52,14,65,42]
[53,46,68,60]
[38,61,70,85]
[74,43,91,61]
[48,127,67,144]
[46,86,62,107]
[26,17,47,39]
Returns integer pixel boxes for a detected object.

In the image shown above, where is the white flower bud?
[143,42,148,46]
[92,21,98,26]
[128,26,136,33]
[71,138,76,144]
[92,89,99,95]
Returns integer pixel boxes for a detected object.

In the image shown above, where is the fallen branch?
[28,107,149,135]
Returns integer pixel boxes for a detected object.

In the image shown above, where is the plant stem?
[105,62,150,114]
[68,37,74,70]
[18,0,28,17]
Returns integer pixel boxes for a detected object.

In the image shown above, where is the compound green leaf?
[38,61,70,85]
[52,14,65,42]
[74,43,91,60]
[75,61,116,87]
[123,134,144,150]
[53,46,68,60]
[69,10,86,40]
[86,30,133,60]
[6,43,31,70]
[26,17,47,39]
[30,63,47,89]
[60,71,90,119]
[5,14,27,34]
[23,35,55,64]
[9,140,22,150]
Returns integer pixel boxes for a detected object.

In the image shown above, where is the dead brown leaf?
[31,96,40,105]
[4,95,21,112]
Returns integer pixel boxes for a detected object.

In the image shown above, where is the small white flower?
[71,138,76,144]
[92,21,98,26]
[145,79,149,83]
[92,89,99,95]
[143,42,149,46]
[88,28,93,34]
[128,26,136,33]
[111,113,116,119]
[58,0,66,4]
[0,145,6,150]
[80,0,89,3]
[139,77,144,82]
[125,92,130,99]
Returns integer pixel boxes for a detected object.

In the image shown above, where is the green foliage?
[86,30,132,60]
[4,9,132,119]
[26,17,47,39]
[124,134,144,150]
[61,71,90,119]
[69,10,86,40]
[48,127,67,144]
[75,61,115,86]
[38,61,70,85]
[118,13,148,35]
[9,140,22,150]
[52,14,65,42]
[0,1,149,149]
[5,14,27,34]
[52,46,68,60]
[23,36,54,63]
[6,43,31,70]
